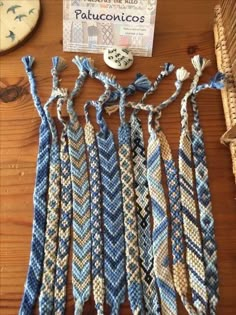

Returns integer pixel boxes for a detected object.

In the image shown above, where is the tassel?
[194,72,225,94]
[162,63,175,75]
[72,55,82,68]
[105,72,117,87]
[209,72,225,89]
[51,57,67,90]
[22,55,35,72]
[52,56,67,73]
[129,73,152,92]
[176,67,191,82]
[191,55,211,76]
[72,55,87,71]
[77,55,96,76]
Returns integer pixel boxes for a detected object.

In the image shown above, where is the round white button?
[103,47,134,70]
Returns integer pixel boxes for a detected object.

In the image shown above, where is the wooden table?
[0,0,235,314]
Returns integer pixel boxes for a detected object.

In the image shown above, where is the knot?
[126,83,136,95]
[196,70,203,77]
[191,55,211,75]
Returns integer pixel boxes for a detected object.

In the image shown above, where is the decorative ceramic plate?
[0,0,40,54]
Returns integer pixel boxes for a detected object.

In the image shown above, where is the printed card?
[63,0,158,57]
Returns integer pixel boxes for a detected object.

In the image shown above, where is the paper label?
[63,0,157,56]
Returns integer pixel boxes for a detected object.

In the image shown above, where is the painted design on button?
[104,47,134,70]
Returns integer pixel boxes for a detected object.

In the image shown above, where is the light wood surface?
[0,0,236,314]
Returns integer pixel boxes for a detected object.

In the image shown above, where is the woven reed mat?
[214,3,236,182]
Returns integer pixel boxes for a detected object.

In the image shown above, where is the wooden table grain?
[0,0,235,314]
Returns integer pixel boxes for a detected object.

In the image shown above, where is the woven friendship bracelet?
[67,56,91,315]
[118,95,143,315]
[39,57,67,315]
[96,84,126,315]
[103,68,167,314]
[83,60,144,314]
[19,56,52,315]
[85,73,126,314]
[84,115,106,315]
[93,70,151,314]
[54,89,72,315]
[190,72,224,315]
[146,119,177,315]
[158,129,197,315]
[150,73,197,314]
[151,68,197,315]
[130,112,161,315]
[129,64,175,315]
[83,78,115,315]
[83,81,111,315]
[179,55,211,314]
[144,67,190,315]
